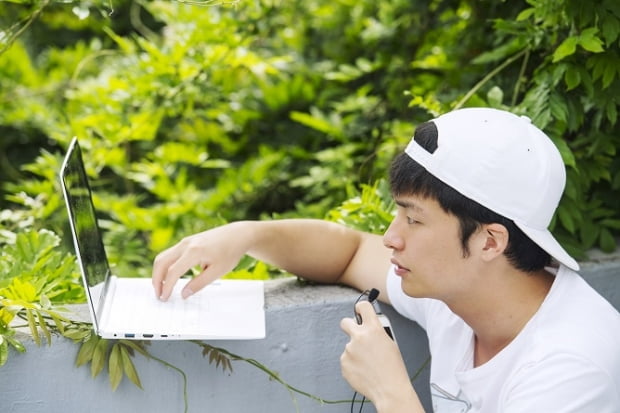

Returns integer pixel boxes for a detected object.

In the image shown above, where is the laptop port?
[124,333,135,338]
[143,334,153,338]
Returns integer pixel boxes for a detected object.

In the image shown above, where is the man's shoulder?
[546,265,620,326]
[529,266,620,369]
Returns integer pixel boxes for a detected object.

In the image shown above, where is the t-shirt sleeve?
[503,352,620,413]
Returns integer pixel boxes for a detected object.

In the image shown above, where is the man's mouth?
[391,258,410,273]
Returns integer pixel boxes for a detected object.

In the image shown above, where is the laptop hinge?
[98,275,117,333]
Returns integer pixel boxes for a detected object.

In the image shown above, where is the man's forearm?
[243,219,365,284]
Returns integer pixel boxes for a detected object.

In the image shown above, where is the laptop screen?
[60,138,111,322]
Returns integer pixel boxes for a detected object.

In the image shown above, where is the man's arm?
[152,219,392,302]
[247,219,392,298]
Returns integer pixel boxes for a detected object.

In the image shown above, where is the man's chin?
[401,279,425,298]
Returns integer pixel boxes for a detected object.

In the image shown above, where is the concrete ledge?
[1,257,619,413]
[0,279,431,413]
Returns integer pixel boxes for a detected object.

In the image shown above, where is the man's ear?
[479,223,509,261]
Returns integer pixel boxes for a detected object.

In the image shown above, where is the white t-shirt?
[386,264,620,413]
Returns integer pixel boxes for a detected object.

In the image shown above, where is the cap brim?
[516,222,580,271]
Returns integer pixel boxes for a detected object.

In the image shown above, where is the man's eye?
[407,217,419,225]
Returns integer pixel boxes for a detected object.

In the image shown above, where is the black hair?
[389,121,551,272]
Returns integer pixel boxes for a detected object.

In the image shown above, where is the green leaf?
[91,337,109,378]
[602,63,617,89]
[599,228,617,252]
[606,101,618,124]
[36,310,51,346]
[549,93,568,124]
[557,206,576,234]
[0,339,7,367]
[578,28,605,53]
[63,326,92,342]
[49,312,65,335]
[564,65,581,90]
[601,17,620,45]
[39,294,51,310]
[600,219,620,230]
[516,7,535,21]
[120,345,143,389]
[289,110,343,139]
[5,335,26,353]
[119,339,151,358]
[2,278,37,302]
[102,27,136,54]
[109,343,123,391]
[553,37,578,62]
[76,334,99,367]
[579,220,599,249]
[487,86,504,106]
[26,309,40,346]
[552,138,576,168]
[471,40,524,65]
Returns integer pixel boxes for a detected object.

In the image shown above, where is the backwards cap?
[405,107,579,270]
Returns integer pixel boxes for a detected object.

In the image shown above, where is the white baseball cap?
[405,107,579,271]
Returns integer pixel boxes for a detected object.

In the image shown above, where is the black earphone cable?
[351,392,366,413]
[351,391,366,413]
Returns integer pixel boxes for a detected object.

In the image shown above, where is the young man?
[152,108,620,412]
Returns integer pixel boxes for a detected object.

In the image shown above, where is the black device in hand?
[355,288,396,341]
[351,288,397,413]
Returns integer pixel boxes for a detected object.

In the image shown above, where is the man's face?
[383,193,475,301]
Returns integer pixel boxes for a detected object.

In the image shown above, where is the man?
[152,108,620,412]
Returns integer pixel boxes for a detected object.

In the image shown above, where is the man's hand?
[340,301,424,412]
[152,222,250,301]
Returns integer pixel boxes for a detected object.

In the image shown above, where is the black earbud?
[354,288,380,324]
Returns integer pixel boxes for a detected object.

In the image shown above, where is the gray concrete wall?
[1,254,619,413]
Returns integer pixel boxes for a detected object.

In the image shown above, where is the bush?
[0,0,618,278]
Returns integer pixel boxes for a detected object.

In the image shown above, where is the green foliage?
[0,229,84,301]
[75,334,146,391]
[0,228,85,365]
[326,180,395,235]
[486,0,620,257]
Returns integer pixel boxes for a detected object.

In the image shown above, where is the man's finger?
[152,247,179,298]
[354,301,380,326]
[181,264,222,299]
[340,316,359,337]
[159,251,200,301]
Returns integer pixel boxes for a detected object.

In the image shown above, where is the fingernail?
[182,287,194,299]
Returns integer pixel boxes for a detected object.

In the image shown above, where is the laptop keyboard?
[105,278,210,334]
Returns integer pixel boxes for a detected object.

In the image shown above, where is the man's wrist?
[374,384,425,413]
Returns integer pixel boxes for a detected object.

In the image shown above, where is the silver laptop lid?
[60,138,111,331]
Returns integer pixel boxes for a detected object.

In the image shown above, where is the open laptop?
[59,137,265,340]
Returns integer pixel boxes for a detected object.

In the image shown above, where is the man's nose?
[383,219,403,251]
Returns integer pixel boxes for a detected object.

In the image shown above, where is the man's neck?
[449,267,556,367]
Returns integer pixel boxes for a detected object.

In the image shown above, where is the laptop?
[59,137,265,340]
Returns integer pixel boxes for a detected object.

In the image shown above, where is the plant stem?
[454,48,530,110]
[146,353,189,413]
[191,341,354,406]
